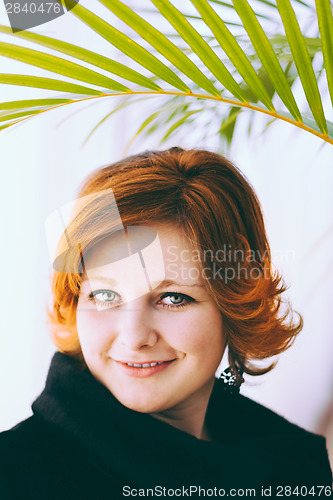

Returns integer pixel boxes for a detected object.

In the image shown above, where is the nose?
[116,300,158,350]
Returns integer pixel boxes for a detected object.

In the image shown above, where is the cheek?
[76,310,113,351]
[164,308,224,355]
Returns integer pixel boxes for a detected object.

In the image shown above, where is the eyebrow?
[151,279,205,289]
[81,276,204,289]
[81,275,117,285]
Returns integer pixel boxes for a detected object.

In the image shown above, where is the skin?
[76,223,226,439]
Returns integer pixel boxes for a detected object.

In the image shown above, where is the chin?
[111,391,171,414]
[124,402,162,414]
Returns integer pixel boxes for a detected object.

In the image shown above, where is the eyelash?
[158,292,194,310]
[87,290,194,310]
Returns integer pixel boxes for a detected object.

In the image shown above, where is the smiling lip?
[114,359,176,378]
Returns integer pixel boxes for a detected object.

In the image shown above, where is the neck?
[150,378,215,440]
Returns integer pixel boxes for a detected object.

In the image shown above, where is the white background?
[0,0,332,468]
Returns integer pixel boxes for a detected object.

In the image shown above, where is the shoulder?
[0,416,41,457]
[0,417,51,497]
[232,391,314,437]
[0,415,65,478]
[227,390,328,451]
[0,416,104,499]
[0,415,56,457]
[0,414,92,467]
[211,380,317,440]
[209,381,332,485]
[231,392,332,484]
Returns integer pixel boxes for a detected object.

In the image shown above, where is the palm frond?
[276,0,327,133]
[148,0,247,101]
[0,41,130,91]
[0,26,161,90]
[0,0,331,147]
[232,0,302,121]
[58,2,190,91]
[98,0,220,96]
[315,0,333,107]
[0,74,103,95]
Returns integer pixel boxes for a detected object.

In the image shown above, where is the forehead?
[81,223,202,288]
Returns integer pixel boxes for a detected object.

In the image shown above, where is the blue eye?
[159,292,194,310]
[86,290,195,310]
[168,295,183,304]
[88,289,118,308]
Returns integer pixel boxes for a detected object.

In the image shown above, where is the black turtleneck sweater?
[0,352,332,499]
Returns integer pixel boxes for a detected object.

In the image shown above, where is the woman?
[0,147,331,498]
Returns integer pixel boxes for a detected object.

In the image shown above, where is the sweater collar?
[32,352,271,489]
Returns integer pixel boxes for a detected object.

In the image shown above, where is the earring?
[219,366,243,395]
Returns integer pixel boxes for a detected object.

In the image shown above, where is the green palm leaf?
[0,0,331,146]
[189,0,275,110]
[315,0,333,107]
[0,74,103,95]
[160,109,204,142]
[0,98,72,110]
[276,0,327,134]
[0,109,42,123]
[0,25,161,91]
[0,42,129,91]
[98,0,220,96]
[63,1,190,92]
[144,0,247,101]
[232,0,302,121]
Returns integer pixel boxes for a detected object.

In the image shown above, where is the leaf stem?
[3,90,333,145]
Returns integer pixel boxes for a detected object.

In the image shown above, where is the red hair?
[48,147,302,380]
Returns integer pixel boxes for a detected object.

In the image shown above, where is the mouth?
[124,361,171,368]
[115,359,176,378]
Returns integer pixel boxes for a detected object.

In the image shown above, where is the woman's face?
[76,223,226,414]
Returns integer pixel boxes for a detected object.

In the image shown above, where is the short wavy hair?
[48,147,302,381]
